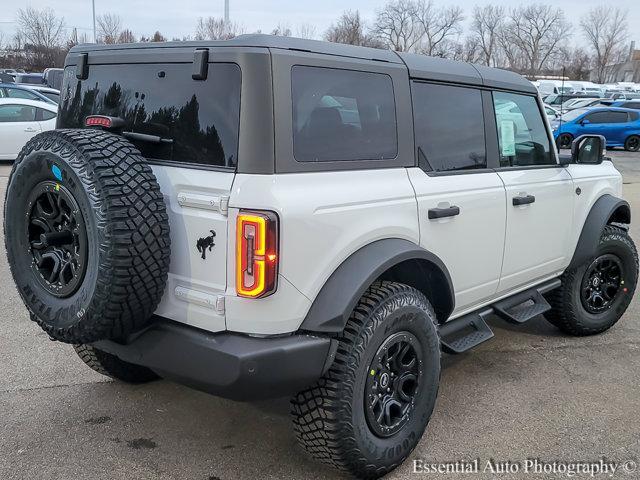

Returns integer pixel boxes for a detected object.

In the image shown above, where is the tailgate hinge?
[175,286,225,315]
[177,192,230,216]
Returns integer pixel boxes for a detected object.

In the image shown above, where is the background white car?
[0,98,57,160]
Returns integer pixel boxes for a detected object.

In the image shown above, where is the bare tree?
[118,29,136,44]
[67,28,91,49]
[581,7,628,83]
[470,4,504,67]
[96,13,122,44]
[373,0,421,52]
[296,23,317,40]
[16,7,65,50]
[413,0,464,56]
[450,36,482,63]
[503,5,571,76]
[271,22,292,37]
[195,17,243,40]
[15,7,66,68]
[325,10,383,48]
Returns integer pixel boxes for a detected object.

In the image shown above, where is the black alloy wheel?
[365,331,423,438]
[580,254,624,314]
[26,181,88,298]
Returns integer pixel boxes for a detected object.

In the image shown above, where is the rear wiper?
[122,131,173,144]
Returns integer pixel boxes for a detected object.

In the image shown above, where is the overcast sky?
[1,0,639,47]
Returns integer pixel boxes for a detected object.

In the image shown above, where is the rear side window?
[292,66,397,162]
[6,88,39,101]
[59,63,241,168]
[0,104,36,122]
[492,92,553,167]
[37,108,56,121]
[411,82,486,172]
[585,111,628,124]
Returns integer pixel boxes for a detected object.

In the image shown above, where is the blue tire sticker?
[52,164,63,181]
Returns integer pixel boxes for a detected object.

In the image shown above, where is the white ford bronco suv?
[5,36,638,478]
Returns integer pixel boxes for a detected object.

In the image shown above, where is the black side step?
[439,309,494,354]
[492,279,561,324]
[438,278,562,354]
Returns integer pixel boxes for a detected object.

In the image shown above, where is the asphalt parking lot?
[1,151,639,480]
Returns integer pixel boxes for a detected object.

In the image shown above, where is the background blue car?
[552,107,640,152]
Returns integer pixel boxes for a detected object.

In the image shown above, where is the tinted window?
[630,111,639,121]
[412,82,486,172]
[292,66,397,162]
[493,92,553,167]
[59,63,241,168]
[6,88,39,101]
[585,111,628,124]
[37,108,57,121]
[0,104,37,122]
[42,92,60,103]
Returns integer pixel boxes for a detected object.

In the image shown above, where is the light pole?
[92,0,96,43]
[224,0,229,23]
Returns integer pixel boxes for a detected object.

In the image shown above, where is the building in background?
[594,42,640,83]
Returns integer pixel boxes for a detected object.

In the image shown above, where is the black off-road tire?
[545,226,638,336]
[291,281,441,479]
[624,135,640,152]
[74,344,159,383]
[4,129,171,344]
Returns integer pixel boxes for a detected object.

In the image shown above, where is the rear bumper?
[93,319,336,401]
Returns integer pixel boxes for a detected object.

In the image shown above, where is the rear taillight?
[236,210,278,298]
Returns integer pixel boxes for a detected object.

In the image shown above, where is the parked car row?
[0,98,58,160]
[0,68,61,160]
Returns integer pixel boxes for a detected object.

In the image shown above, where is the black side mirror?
[571,134,606,165]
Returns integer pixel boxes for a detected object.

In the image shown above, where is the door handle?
[24,127,37,132]
[428,206,460,219]
[512,195,535,206]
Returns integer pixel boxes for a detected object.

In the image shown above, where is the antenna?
[558,66,566,149]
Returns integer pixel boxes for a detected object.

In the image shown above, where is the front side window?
[0,104,37,122]
[412,82,486,172]
[292,66,397,162]
[493,91,553,167]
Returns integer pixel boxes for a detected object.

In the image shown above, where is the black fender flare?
[299,238,455,333]
[568,194,631,270]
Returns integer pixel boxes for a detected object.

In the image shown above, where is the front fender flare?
[568,194,630,270]
[299,239,454,334]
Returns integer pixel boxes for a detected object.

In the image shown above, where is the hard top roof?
[69,34,535,94]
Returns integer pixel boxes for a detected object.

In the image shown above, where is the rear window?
[59,63,241,168]
[292,66,397,162]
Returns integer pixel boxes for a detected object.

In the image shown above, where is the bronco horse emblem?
[196,230,216,260]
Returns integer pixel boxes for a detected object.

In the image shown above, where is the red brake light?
[236,210,278,298]
[85,116,113,128]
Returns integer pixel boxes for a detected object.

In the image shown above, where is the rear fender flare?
[299,239,455,333]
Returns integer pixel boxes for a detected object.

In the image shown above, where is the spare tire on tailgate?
[4,129,171,343]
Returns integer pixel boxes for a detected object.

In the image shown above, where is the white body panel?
[225,169,419,334]
[407,169,507,313]
[0,120,40,159]
[151,161,623,335]
[567,162,623,249]
[497,168,574,292]
[151,165,234,333]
